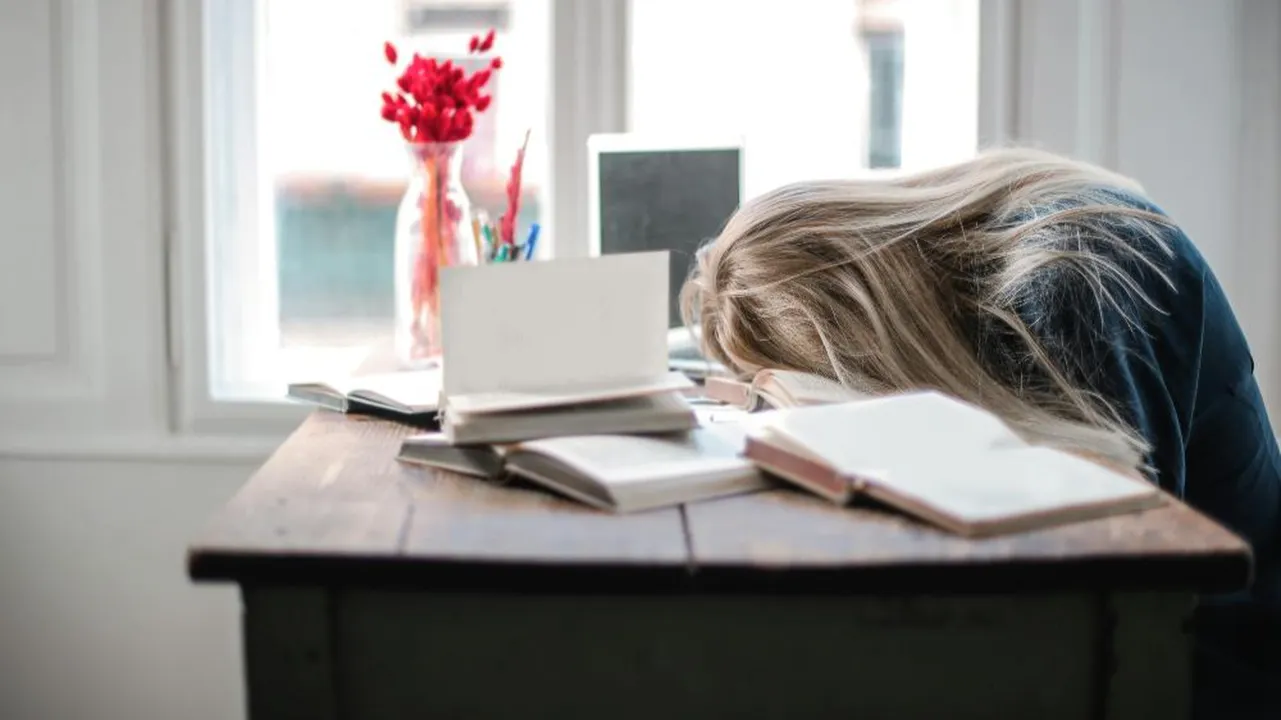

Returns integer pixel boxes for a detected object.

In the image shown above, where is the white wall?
[0,2,1277,719]
[0,3,261,718]
[0,459,248,720]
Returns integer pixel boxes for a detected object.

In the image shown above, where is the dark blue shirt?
[1014,189,1281,718]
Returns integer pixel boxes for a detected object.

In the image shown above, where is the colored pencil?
[524,223,540,260]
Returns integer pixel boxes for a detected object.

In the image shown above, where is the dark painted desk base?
[242,587,1192,719]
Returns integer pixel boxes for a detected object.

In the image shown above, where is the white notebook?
[745,391,1163,537]
[441,391,698,445]
[443,371,693,416]
[440,252,670,400]
[435,251,695,443]
[398,423,769,513]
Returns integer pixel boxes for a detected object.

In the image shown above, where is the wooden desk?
[189,411,1251,720]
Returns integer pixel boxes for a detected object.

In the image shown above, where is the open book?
[437,252,696,443]
[286,369,442,424]
[398,424,769,513]
[745,391,1163,537]
[704,369,868,411]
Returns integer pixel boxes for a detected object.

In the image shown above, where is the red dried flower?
[498,129,530,244]
[378,29,502,143]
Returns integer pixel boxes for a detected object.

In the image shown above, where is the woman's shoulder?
[1001,184,1213,376]
[1019,184,1248,406]
[1018,185,1209,305]
[1088,186,1207,270]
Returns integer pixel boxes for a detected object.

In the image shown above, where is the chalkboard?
[597,149,741,328]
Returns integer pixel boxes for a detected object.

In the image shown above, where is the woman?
[681,147,1279,717]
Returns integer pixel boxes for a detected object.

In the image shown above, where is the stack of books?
[291,251,773,514]
[397,384,1162,535]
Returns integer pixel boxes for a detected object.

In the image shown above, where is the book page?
[519,428,752,485]
[770,390,1027,476]
[346,369,443,412]
[445,371,692,415]
[695,405,750,426]
[748,425,825,463]
[869,445,1159,526]
[398,433,507,478]
[764,370,868,406]
[440,252,670,396]
[703,376,752,407]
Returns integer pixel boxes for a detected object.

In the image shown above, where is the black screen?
[597,148,741,327]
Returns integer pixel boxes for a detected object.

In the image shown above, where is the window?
[201,0,552,401]
[865,30,905,169]
[192,0,976,411]
[629,0,978,192]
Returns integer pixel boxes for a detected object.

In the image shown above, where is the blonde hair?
[681,147,1176,472]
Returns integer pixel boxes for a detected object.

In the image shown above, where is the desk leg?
[1105,592,1195,719]
[240,588,1193,720]
[241,586,337,720]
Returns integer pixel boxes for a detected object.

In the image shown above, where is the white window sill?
[0,430,285,464]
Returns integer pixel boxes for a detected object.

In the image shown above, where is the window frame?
[864,28,906,169]
[165,0,627,436]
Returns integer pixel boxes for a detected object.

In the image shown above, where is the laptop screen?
[595,146,741,328]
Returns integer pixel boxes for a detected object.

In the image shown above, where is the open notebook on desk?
[286,369,442,425]
[437,251,697,444]
[745,391,1163,537]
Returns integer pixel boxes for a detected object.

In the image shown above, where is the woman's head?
[681,147,1171,470]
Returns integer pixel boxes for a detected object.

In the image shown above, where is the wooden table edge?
[186,545,1250,595]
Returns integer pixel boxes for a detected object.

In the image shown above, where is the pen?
[470,216,483,263]
[482,224,495,262]
[524,223,540,260]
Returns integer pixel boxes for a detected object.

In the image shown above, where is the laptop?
[587,134,744,379]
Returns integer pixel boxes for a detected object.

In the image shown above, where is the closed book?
[439,373,698,445]
[442,392,698,445]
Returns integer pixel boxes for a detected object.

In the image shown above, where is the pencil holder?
[395,141,479,368]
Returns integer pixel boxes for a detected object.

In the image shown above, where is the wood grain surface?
[188,411,1251,593]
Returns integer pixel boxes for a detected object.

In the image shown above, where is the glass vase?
[394,142,478,368]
